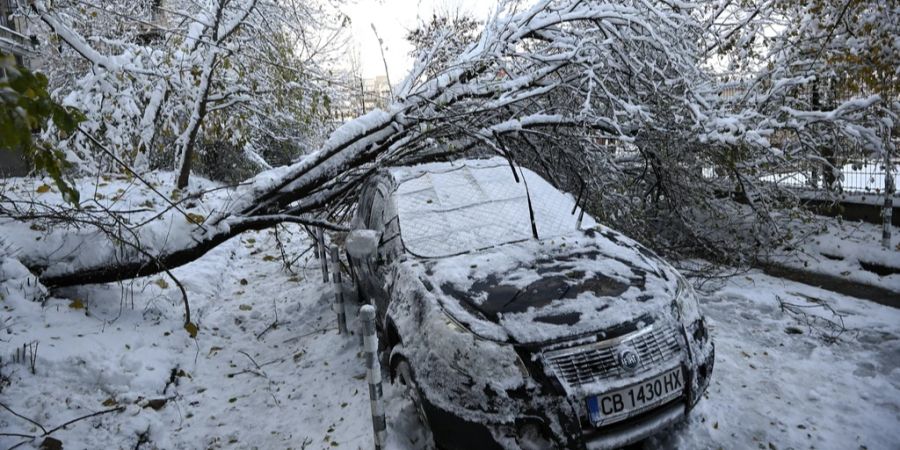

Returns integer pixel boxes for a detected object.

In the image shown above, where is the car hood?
[415,226,680,345]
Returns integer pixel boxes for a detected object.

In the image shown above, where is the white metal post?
[316,227,329,282]
[884,126,894,249]
[330,245,348,334]
[360,305,386,449]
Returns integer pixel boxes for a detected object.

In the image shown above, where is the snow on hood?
[390,157,680,344]
[411,226,680,345]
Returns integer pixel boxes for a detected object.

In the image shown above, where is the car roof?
[388,158,596,258]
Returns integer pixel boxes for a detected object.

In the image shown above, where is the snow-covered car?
[347,158,714,449]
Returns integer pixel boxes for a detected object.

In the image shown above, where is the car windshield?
[392,160,594,258]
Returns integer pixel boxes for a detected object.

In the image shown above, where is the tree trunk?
[176,53,217,189]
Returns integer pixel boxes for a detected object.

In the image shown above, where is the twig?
[281,326,336,344]
[0,401,123,448]
[163,268,191,327]
[0,433,35,439]
[776,293,853,343]
[0,401,47,434]
[42,406,125,436]
[256,300,281,340]
[273,225,293,273]
[77,127,208,232]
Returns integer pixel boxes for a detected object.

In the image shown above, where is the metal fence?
[762,157,899,195]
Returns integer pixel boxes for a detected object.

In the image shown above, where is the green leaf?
[1,51,83,207]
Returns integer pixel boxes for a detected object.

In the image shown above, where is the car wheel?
[395,358,437,450]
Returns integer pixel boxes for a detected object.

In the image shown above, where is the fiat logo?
[619,349,640,371]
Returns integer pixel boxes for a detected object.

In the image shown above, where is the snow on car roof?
[391,158,596,258]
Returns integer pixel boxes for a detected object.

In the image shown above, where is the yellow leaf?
[154,278,169,289]
[262,255,276,261]
[184,322,199,338]
[69,299,85,309]
[36,184,52,193]
[186,213,205,225]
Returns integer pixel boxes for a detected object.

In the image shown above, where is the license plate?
[586,367,683,426]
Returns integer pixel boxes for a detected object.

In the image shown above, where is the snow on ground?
[4,245,899,450]
[2,227,375,450]
[660,273,900,450]
[766,218,900,293]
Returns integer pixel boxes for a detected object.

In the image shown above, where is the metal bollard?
[316,227,329,283]
[883,129,894,249]
[330,245,348,334]
[360,305,387,449]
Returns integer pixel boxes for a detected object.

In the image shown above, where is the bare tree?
[28,0,346,186]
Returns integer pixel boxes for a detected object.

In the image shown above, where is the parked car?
[347,158,714,449]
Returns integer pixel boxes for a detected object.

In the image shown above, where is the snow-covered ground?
[3,235,899,449]
[766,219,900,294]
[2,175,899,450]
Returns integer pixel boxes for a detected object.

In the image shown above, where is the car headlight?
[672,277,702,324]
[441,310,531,378]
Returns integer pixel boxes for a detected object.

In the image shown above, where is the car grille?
[542,324,682,391]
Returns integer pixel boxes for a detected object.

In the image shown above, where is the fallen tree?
[5,0,895,289]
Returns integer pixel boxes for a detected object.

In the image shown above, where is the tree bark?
[176,53,217,189]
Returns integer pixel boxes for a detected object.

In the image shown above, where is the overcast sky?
[342,0,496,80]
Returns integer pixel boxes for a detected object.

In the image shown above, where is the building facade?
[1,0,38,177]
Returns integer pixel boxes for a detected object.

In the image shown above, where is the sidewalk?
[761,218,899,307]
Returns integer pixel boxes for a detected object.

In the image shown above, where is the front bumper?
[413,330,714,450]
[417,373,691,450]
[582,399,686,450]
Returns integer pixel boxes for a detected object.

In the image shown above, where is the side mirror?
[346,229,380,260]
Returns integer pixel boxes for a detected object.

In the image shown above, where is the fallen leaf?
[239,304,252,311]
[145,398,167,410]
[69,299,85,309]
[184,322,199,338]
[36,184,52,193]
[154,278,170,289]
[186,213,205,225]
[39,437,62,450]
